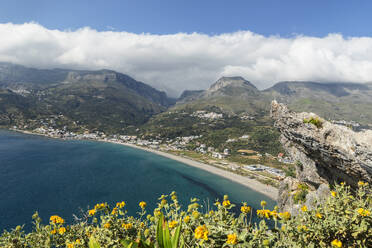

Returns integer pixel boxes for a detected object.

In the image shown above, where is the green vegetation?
[293,184,309,204]
[0,183,370,247]
[303,117,323,128]
[295,161,303,171]
[284,166,296,178]
[0,64,172,134]
[141,111,284,156]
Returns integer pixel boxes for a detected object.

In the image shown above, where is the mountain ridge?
[0,63,174,132]
[1,62,372,132]
[176,77,372,124]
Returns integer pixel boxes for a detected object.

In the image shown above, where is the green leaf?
[163,220,172,248]
[157,213,165,248]
[88,237,101,248]
[171,218,182,248]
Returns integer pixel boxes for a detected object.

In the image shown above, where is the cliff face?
[270,100,372,213]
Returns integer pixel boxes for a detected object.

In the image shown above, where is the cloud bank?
[1,22,372,96]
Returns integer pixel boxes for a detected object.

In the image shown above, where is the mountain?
[2,62,372,133]
[177,77,372,125]
[175,76,269,116]
[263,81,372,124]
[0,63,173,132]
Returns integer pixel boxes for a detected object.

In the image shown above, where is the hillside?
[175,77,270,116]
[263,81,372,125]
[0,63,173,133]
[177,77,372,126]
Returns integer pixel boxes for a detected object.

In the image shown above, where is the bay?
[0,129,275,231]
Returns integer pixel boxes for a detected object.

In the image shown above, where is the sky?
[1,0,372,96]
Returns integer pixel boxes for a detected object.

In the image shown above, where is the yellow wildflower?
[270,210,278,218]
[315,212,323,219]
[194,225,208,241]
[154,210,161,217]
[357,208,371,217]
[184,215,190,223]
[241,203,251,214]
[50,215,64,224]
[192,210,200,219]
[331,239,342,248]
[168,220,178,228]
[94,203,106,210]
[331,191,337,197]
[260,201,267,207]
[116,201,126,208]
[111,207,118,215]
[161,199,167,206]
[209,210,215,215]
[103,223,110,229]
[301,205,308,212]
[257,209,271,219]
[223,200,231,207]
[58,227,66,235]
[226,233,238,244]
[279,211,291,220]
[75,239,81,244]
[297,225,307,232]
[67,244,74,248]
[214,201,221,206]
[51,229,57,235]
[88,209,96,216]
[122,223,133,230]
[139,201,147,209]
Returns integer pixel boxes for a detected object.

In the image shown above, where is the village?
[12,119,292,185]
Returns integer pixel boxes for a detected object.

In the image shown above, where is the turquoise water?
[0,129,275,231]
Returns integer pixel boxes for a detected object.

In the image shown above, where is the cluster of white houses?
[14,124,287,179]
[191,111,223,120]
[243,164,285,178]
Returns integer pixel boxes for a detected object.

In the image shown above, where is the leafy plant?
[1,183,371,247]
[303,117,323,128]
[156,213,183,248]
[293,183,309,204]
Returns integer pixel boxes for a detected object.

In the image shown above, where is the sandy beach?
[108,141,278,200]
[10,129,278,201]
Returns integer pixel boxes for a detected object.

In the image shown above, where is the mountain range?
[1,62,372,133]
[176,77,372,125]
[0,62,174,132]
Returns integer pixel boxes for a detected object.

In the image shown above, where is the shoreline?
[107,141,278,201]
[7,128,278,201]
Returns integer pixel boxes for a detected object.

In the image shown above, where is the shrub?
[303,117,323,128]
[292,183,309,204]
[0,183,371,247]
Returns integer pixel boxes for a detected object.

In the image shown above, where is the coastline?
[8,129,278,201]
[107,141,278,200]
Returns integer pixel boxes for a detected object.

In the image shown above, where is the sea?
[0,129,275,231]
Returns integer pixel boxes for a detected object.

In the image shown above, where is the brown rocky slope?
[270,100,372,213]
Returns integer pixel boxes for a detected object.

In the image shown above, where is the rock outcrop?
[271,100,372,213]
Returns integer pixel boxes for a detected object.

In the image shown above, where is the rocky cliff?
[270,100,372,213]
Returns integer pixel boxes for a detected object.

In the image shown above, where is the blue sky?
[1,0,371,36]
[1,1,372,95]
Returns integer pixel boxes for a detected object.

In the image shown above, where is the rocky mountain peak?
[271,100,372,212]
[65,70,118,83]
[207,76,257,93]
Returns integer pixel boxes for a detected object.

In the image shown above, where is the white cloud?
[1,22,372,96]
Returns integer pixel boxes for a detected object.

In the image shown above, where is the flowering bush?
[0,183,370,247]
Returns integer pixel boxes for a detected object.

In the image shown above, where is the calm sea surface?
[0,129,275,231]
